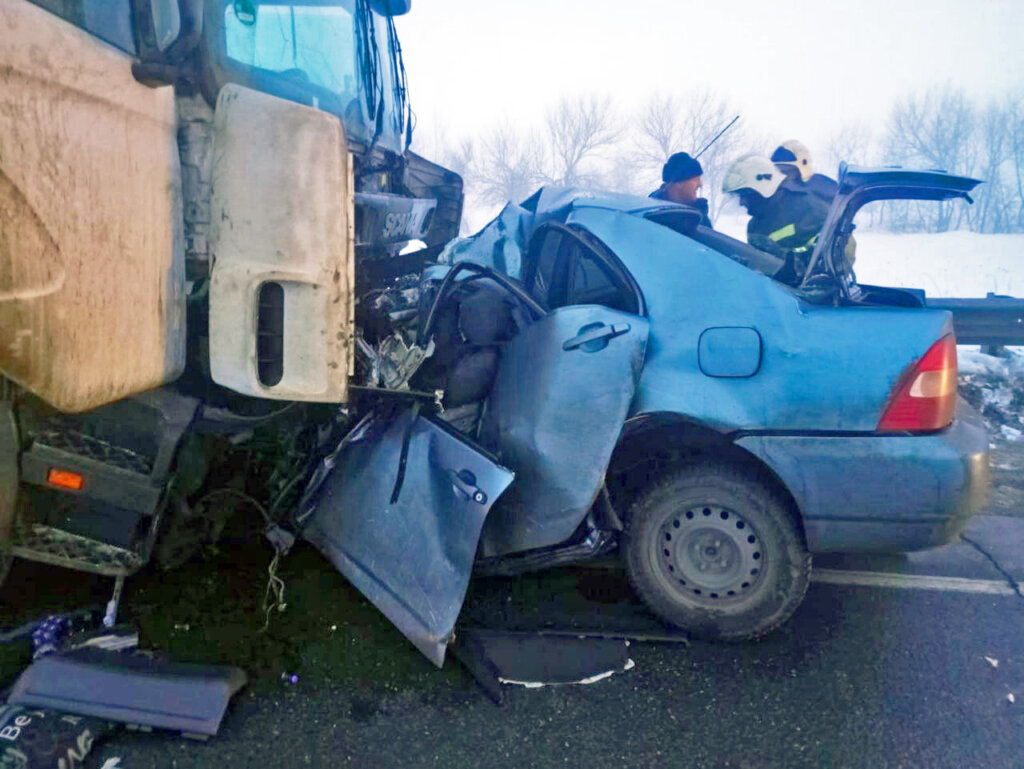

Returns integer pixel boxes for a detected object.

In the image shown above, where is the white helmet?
[721,154,784,199]
[771,139,814,182]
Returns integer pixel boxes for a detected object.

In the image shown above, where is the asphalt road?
[89,441,1024,769]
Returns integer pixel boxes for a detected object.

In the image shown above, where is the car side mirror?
[233,0,258,26]
[131,0,203,87]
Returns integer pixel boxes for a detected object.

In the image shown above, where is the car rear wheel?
[623,462,811,640]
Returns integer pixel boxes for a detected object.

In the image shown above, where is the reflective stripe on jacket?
[746,187,829,260]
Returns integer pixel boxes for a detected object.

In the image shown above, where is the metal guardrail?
[927,295,1024,347]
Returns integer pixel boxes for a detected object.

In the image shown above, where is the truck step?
[33,428,154,476]
[8,524,143,577]
[22,431,163,515]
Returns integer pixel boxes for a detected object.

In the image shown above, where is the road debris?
[7,648,246,737]
[453,629,635,703]
[0,704,114,768]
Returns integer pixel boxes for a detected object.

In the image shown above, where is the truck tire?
[623,462,811,640]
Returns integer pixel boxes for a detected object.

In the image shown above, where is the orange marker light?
[47,468,84,491]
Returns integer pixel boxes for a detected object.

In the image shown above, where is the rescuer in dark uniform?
[722,154,829,284]
[771,139,838,204]
[650,152,713,228]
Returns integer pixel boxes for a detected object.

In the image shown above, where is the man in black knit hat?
[649,151,713,228]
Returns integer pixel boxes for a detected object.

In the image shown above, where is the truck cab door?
[477,224,650,557]
[300,408,513,667]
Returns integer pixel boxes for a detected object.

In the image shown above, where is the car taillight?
[877,334,958,432]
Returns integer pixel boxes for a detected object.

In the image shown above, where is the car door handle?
[450,470,488,505]
[563,323,631,351]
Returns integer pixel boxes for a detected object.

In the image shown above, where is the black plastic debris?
[0,704,114,768]
[7,648,246,738]
[454,628,635,704]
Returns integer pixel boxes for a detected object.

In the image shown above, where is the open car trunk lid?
[803,165,982,295]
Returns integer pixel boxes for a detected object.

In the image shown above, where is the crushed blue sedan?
[299,166,990,665]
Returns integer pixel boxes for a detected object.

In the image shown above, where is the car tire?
[623,462,811,640]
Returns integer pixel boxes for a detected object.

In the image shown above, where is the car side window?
[530,230,562,306]
[569,249,636,313]
[527,224,641,315]
[547,238,638,315]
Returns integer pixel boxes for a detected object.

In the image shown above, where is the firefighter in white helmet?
[722,154,830,283]
[771,140,838,204]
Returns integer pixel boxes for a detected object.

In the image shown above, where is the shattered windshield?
[224,1,358,108]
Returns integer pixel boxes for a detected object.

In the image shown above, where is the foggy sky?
[397,0,1024,165]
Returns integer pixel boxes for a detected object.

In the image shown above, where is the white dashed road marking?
[812,569,1018,596]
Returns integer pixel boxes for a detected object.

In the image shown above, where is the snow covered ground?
[716,214,1023,299]
[960,348,1024,442]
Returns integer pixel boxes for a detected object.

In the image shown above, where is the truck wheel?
[623,462,811,640]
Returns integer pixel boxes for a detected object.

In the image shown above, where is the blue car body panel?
[565,205,952,432]
[302,409,514,667]
[698,327,763,378]
[477,305,649,557]
[737,401,990,552]
[436,187,671,281]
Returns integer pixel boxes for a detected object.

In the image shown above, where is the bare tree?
[476,122,545,206]
[825,122,879,226]
[634,90,745,221]
[885,86,976,170]
[826,122,874,175]
[603,154,649,197]
[972,100,1015,233]
[441,137,476,185]
[544,95,621,187]
[884,85,977,231]
[635,93,686,169]
[1006,92,1024,230]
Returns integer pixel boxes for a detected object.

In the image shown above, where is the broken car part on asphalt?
[8,648,246,738]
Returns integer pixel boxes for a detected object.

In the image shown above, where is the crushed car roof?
[521,186,690,218]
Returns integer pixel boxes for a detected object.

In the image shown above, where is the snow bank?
[851,231,1024,299]
[716,214,1024,300]
[959,348,1024,441]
